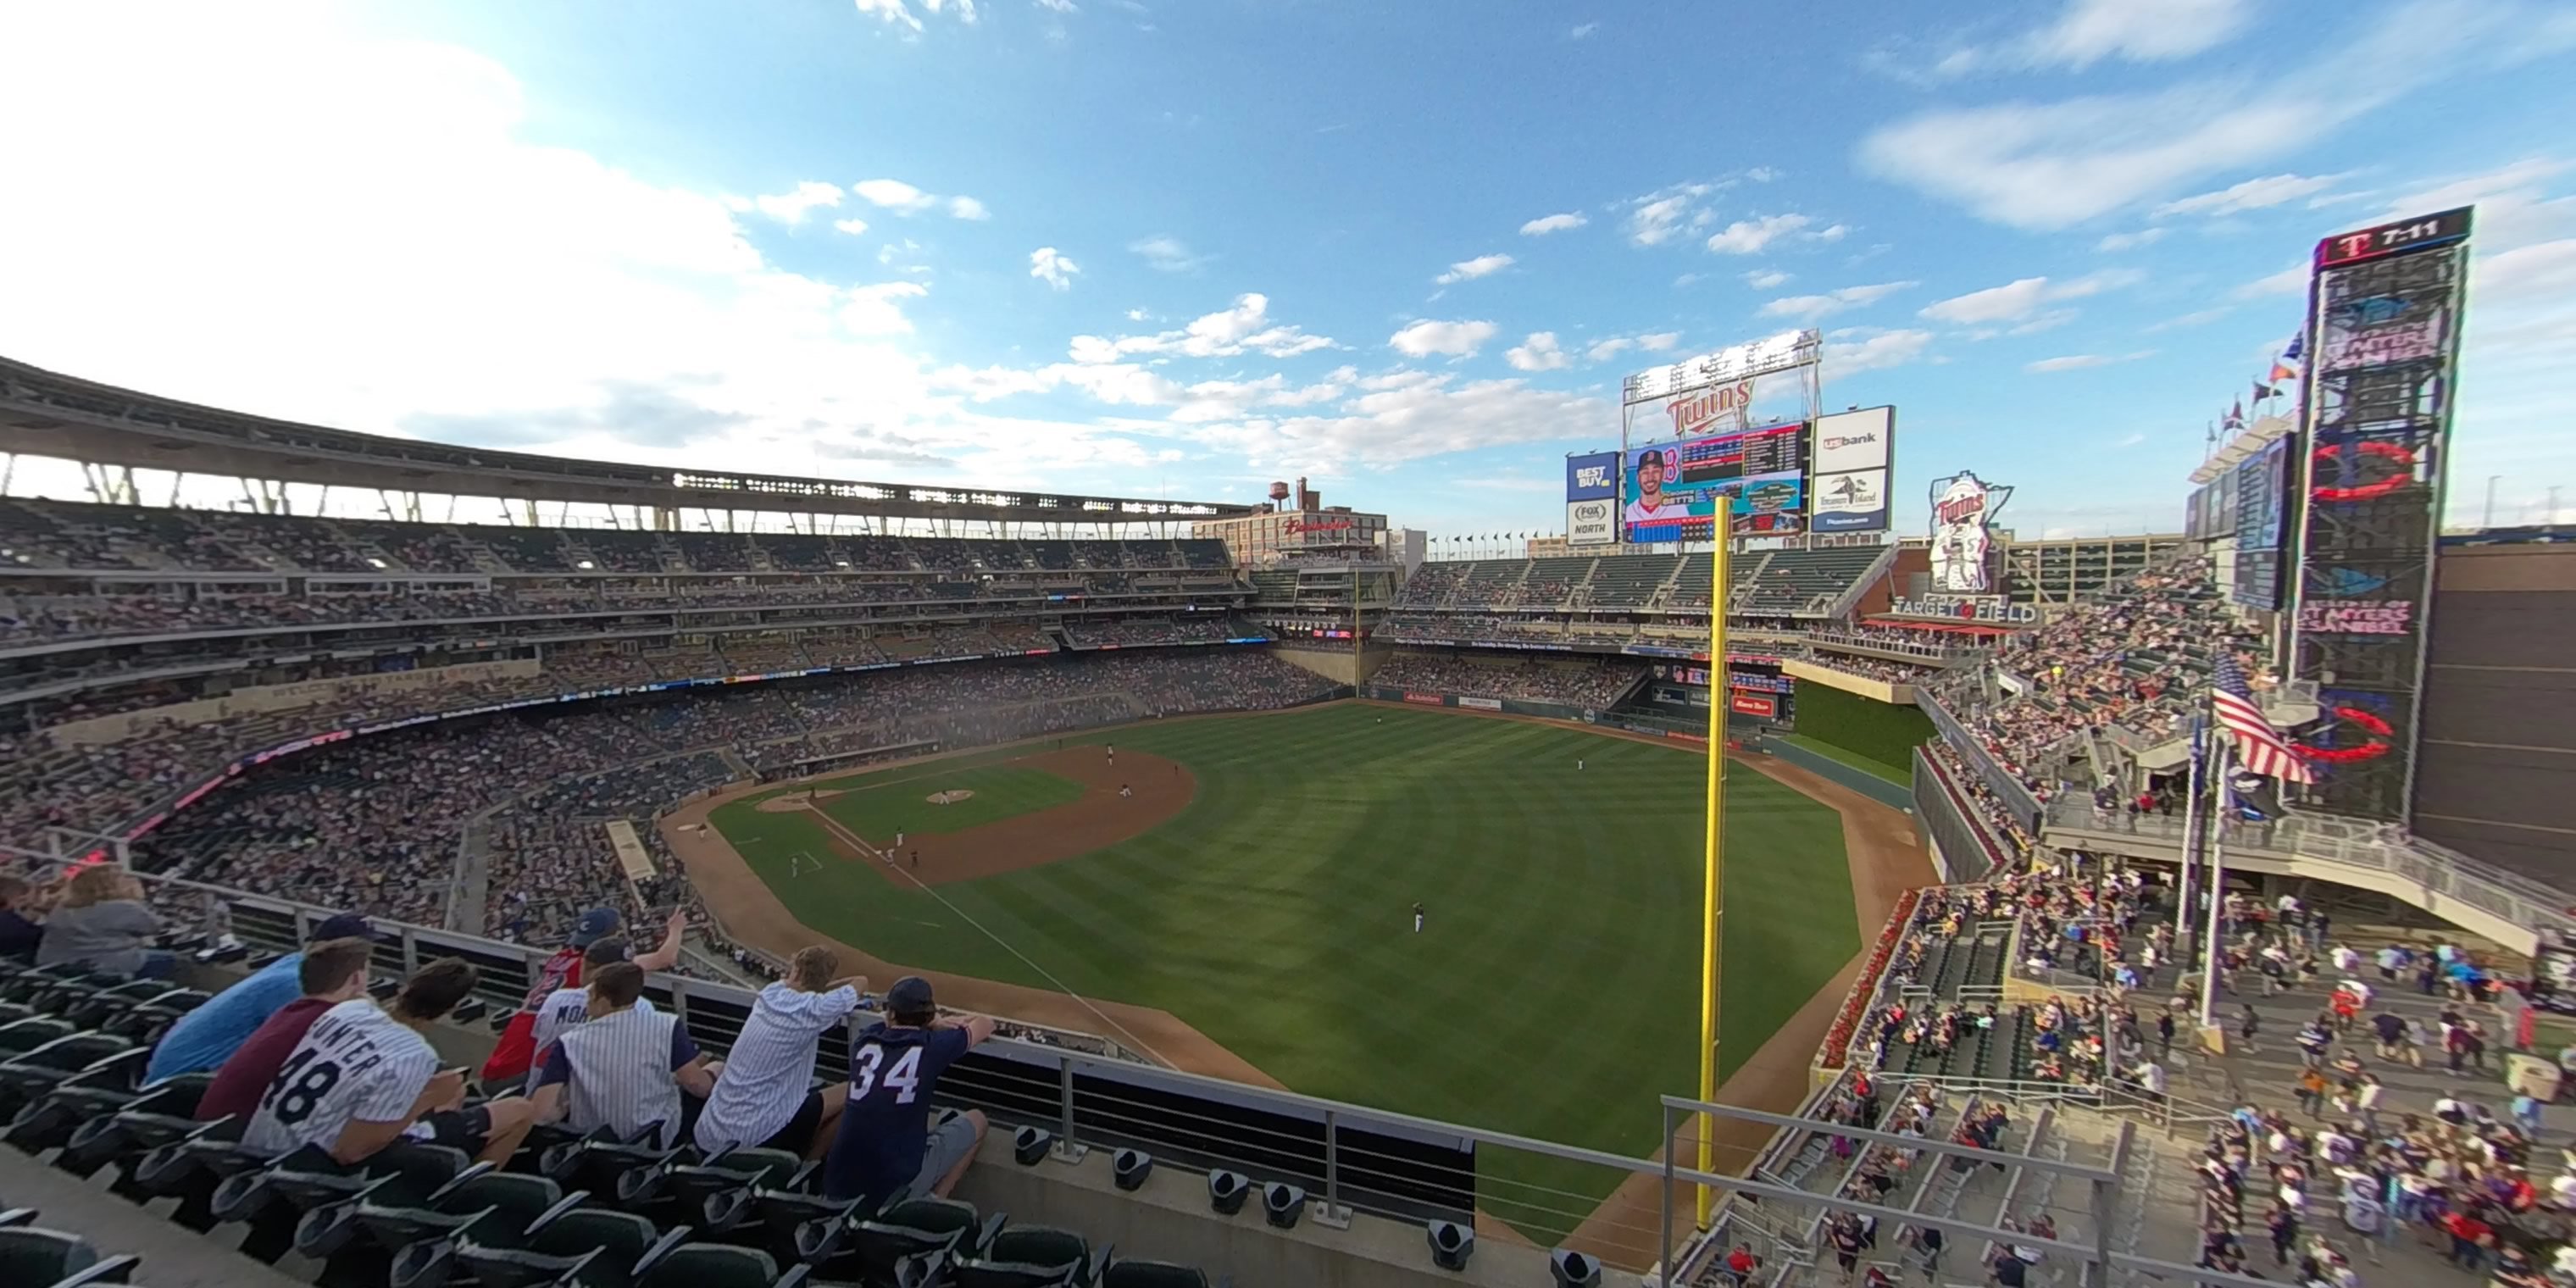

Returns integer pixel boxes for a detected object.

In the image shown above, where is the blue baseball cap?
[570,908,622,948]
[311,913,377,943]
[886,976,936,1014]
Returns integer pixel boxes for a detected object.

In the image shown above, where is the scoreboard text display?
[1623,421,1808,543]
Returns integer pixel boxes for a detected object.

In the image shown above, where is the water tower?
[1268,480,1291,511]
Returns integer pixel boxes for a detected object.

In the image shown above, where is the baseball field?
[682,702,1863,1238]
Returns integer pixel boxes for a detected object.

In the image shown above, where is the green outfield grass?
[815,763,1085,841]
[706,702,1857,1238]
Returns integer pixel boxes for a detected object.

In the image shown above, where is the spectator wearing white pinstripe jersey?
[694,947,866,1162]
[523,938,658,1091]
[528,963,719,1149]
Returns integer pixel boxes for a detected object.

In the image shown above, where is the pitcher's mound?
[927,790,976,805]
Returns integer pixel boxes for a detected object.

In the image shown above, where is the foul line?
[796,802,1178,1068]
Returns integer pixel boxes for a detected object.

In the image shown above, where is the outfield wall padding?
[1765,737,1916,813]
[1790,680,1935,778]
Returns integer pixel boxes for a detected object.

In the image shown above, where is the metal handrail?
[2038,794,2576,938]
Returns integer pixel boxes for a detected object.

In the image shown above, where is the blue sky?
[2,0,2573,539]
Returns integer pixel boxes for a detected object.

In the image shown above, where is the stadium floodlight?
[1622,329,1819,405]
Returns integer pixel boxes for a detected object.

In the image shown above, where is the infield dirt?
[789,747,1194,886]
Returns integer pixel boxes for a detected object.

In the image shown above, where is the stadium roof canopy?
[0,356,1254,525]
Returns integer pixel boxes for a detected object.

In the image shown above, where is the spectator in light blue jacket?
[145,911,377,1082]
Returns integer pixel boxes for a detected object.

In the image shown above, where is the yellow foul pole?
[1696,533,1729,1230]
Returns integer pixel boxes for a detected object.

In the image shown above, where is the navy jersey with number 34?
[821,1022,970,1202]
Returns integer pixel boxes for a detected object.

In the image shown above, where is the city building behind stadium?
[2,202,2568,1288]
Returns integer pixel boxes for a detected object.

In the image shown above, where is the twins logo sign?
[1928,471,2012,594]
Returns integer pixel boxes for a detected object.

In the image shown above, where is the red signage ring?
[2297,703,2395,764]
[2311,440,2414,503]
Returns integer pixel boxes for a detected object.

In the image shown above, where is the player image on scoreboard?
[1624,423,1808,542]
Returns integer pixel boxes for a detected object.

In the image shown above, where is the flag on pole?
[2268,359,2298,385]
[2284,330,2305,362]
[2223,399,2246,430]
[2212,655,2313,783]
[2253,380,2279,403]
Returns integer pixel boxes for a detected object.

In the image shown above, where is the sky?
[2,0,2573,541]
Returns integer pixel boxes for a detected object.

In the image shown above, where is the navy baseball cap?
[886,976,936,1013]
[570,908,622,948]
[311,913,377,942]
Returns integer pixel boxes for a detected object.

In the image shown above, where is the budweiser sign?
[1285,516,1357,535]
[1668,379,1757,436]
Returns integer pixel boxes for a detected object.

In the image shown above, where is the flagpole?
[2199,735,2233,1034]
[2173,715,2206,962]
[1695,531,1730,1230]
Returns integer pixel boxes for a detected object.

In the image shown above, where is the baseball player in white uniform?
[695,947,865,1161]
[529,963,719,1150]
[242,958,537,1169]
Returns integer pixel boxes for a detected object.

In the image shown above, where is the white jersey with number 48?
[241,999,440,1158]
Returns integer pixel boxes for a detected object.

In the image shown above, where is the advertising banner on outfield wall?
[1458,696,1503,711]
[1403,691,1444,706]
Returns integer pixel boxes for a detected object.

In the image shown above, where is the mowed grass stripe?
[709,703,1858,1240]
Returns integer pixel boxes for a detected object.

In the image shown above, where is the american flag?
[2212,655,2313,783]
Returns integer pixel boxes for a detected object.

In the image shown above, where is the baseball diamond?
[668,700,1863,1232]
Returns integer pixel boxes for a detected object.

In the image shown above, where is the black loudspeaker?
[1428,1220,1474,1271]
[1113,1148,1153,1191]
[1551,1248,1601,1287]
[1208,1169,1250,1215]
[1012,1125,1053,1166]
[1263,1182,1307,1230]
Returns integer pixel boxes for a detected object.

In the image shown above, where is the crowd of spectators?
[88,650,1338,947]
[1928,556,2258,796]
[1372,652,1644,708]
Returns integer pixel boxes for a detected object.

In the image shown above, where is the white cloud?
[1390,318,1499,358]
[1519,212,1588,236]
[1028,246,1080,291]
[1743,269,1791,289]
[1858,1,2569,230]
[1704,213,1842,255]
[2232,264,2310,299]
[1071,292,1334,362]
[947,195,991,220]
[1919,269,2142,324]
[1191,370,1605,471]
[852,0,980,31]
[2023,0,2251,69]
[1503,331,1569,371]
[2146,307,2234,330]
[1435,253,1514,285]
[1035,0,1077,10]
[2154,172,2347,218]
[2095,228,2166,252]
[831,217,871,236]
[1758,280,1918,321]
[1625,181,1715,246]
[838,281,932,335]
[745,180,845,225]
[1124,307,1151,321]
[1637,332,1681,352]
[2372,157,2575,253]
[2026,350,2155,372]
[1825,328,1935,375]
[1571,22,1598,39]
[852,178,940,214]
[1128,234,1208,273]
[1585,337,1632,363]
